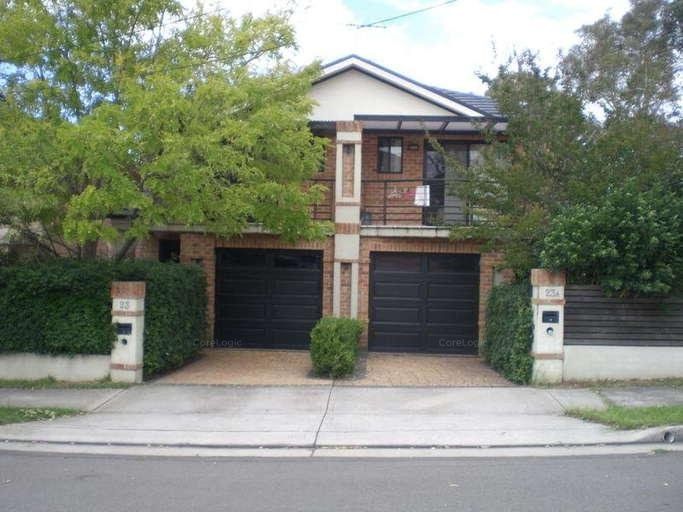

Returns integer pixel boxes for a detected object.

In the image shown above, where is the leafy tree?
[541,181,683,296]
[449,1,682,292]
[560,0,681,121]
[449,52,591,275]
[0,1,328,259]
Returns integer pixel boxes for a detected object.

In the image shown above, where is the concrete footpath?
[0,385,681,450]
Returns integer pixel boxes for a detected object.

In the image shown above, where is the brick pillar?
[333,121,362,318]
[110,282,145,383]
[179,233,216,343]
[530,269,566,384]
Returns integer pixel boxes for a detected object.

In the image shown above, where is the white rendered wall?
[0,353,111,382]
[310,69,454,120]
[564,345,683,381]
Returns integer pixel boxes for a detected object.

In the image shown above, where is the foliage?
[0,259,207,377]
[0,1,329,259]
[0,406,80,425]
[309,317,363,378]
[0,260,117,355]
[566,404,683,429]
[560,0,681,121]
[449,0,682,290]
[541,181,683,296]
[483,283,533,384]
[450,52,590,276]
[114,260,207,377]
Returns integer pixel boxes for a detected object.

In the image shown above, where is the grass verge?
[0,377,131,389]
[0,406,81,425]
[567,404,683,429]
[536,378,683,389]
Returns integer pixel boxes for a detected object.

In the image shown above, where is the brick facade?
[146,129,512,354]
[173,230,507,351]
[340,262,352,317]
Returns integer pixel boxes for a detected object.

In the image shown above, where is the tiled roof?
[425,87,503,118]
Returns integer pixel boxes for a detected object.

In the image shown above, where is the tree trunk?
[114,238,137,262]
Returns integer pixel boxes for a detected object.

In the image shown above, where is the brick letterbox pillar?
[110,282,146,383]
[530,269,565,384]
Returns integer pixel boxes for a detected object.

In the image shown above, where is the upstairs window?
[377,137,403,173]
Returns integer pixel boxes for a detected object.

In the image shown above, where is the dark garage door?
[214,249,323,349]
[369,253,479,354]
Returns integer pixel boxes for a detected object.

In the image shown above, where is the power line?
[348,0,458,29]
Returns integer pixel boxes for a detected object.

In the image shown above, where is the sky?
[210,0,632,94]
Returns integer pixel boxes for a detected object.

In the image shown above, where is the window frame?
[377,136,404,173]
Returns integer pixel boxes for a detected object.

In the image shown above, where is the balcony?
[310,177,335,221]
[361,177,472,227]
[310,177,474,228]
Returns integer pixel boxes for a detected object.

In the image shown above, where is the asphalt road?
[0,451,681,511]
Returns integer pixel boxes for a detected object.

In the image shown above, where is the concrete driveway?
[156,349,510,387]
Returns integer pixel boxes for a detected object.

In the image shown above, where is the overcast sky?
[214,0,631,94]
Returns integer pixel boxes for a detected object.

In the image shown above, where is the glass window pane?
[378,137,402,173]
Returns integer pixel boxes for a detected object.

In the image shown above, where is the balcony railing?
[310,177,335,221]
[309,177,474,227]
[361,178,472,227]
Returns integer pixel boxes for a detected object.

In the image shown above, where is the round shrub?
[310,317,363,378]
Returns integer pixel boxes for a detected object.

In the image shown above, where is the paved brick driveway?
[157,349,511,387]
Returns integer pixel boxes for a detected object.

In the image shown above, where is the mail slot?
[116,322,132,335]
[542,311,559,324]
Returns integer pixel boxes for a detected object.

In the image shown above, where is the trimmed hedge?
[310,317,363,378]
[483,282,534,384]
[0,259,206,378]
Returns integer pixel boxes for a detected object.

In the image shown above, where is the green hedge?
[310,317,363,378]
[483,282,534,384]
[0,259,206,378]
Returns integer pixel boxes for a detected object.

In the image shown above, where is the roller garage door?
[214,249,323,349]
[369,253,479,354]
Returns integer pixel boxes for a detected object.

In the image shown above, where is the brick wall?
[179,233,334,342]
[358,236,506,349]
[341,144,355,198]
[340,262,352,317]
[133,236,159,260]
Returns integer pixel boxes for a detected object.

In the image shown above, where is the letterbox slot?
[542,311,559,324]
[116,322,132,335]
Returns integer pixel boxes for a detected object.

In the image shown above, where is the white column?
[332,121,363,318]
